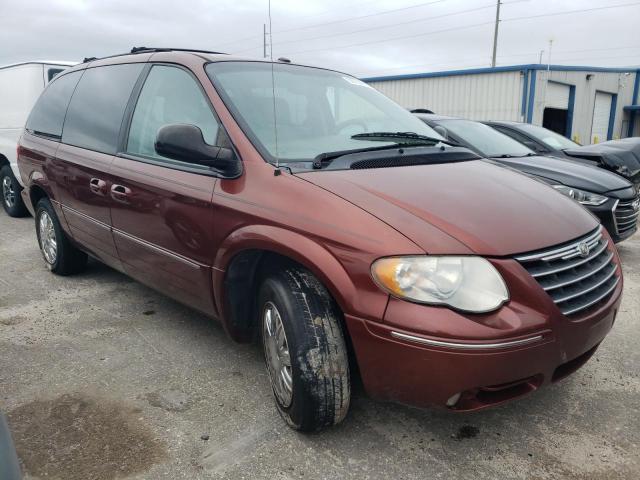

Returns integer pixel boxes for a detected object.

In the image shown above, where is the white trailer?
[0,61,75,216]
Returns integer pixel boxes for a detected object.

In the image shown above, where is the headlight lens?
[552,185,607,206]
[371,256,509,313]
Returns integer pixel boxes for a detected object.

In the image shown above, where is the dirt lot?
[1,212,639,480]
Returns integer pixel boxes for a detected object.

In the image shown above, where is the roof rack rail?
[130,47,227,55]
[80,47,228,66]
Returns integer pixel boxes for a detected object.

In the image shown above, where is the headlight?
[371,256,509,313]
[552,185,607,206]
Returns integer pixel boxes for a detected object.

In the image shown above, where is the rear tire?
[1,165,28,217]
[258,265,350,432]
[35,198,87,275]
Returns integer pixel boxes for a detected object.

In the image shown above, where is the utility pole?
[539,49,544,64]
[263,24,268,58]
[491,0,501,67]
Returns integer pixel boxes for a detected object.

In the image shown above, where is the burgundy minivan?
[18,48,623,431]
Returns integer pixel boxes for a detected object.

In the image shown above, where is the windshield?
[206,61,444,163]
[517,123,581,149]
[436,119,533,157]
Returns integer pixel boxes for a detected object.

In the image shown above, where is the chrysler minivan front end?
[207,60,623,413]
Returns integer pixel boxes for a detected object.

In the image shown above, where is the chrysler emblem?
[578,242,590,258]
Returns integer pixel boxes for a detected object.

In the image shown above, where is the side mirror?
[155,124,242,178]
[433,125,449,140]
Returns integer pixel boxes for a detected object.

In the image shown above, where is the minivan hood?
[297,160,598,256]
[493,154,633,196]
[563,137,640,185]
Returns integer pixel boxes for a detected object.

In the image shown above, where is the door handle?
[89,178,107,196]
[110,184,131,203]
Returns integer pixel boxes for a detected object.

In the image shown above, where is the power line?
[277,1,640,59]
[502,1,640,23]
[233,3,498,53]
[218,0,447,49]
[274,0,448,35]
[278,20,496,57]
[287,0,387,20]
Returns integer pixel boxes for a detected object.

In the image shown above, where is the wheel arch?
[28,171,55,208]
[213,225,357,344]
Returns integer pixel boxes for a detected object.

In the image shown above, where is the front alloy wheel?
[258,266,351,431]
[262,301,294,408]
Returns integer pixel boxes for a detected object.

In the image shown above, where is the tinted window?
[493,126,541,148]
[63,64,144,154]
[25,70,82,140]
[436,119,533,158]
[47,68,65,82]
[127,65,221,160]
[518,123,581,149]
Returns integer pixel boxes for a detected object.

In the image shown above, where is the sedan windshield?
[517,123,581,149]
[206,62,444,163]
[436,119,533,158]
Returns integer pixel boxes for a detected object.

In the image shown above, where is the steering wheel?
[335,119,369,135]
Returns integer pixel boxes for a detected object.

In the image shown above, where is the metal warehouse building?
[363,64,640,145]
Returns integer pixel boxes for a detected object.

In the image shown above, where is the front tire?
[258,265,351,432]
[35,198,87,275]
[1,165,28,217]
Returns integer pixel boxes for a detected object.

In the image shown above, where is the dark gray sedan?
[485,121,640,189]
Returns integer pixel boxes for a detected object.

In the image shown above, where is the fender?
[213,224,362,340]
[28,170,70,231]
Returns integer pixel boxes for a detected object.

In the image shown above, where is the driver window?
[127,65,221,160]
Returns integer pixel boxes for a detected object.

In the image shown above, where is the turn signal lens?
[371,256,509,313]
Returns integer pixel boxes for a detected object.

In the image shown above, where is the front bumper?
[345,256,622,411]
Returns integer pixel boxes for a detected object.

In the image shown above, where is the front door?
[109,64,226,315]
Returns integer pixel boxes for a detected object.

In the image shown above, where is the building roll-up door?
[545,82,570,109]
[591,92,613,144]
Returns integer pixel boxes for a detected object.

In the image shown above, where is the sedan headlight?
[371,256,509,313]
[552,185,607,206]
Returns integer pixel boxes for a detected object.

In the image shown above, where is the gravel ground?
[1,213,639,480]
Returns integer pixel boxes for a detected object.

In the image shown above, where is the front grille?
[614,196,640,236]
[515,227,620,316]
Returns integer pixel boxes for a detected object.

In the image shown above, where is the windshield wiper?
[312,144,406,168]
[351,131,460,147]
[497,153,537,158]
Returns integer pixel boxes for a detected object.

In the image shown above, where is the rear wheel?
[258,265,350,432]
[1,165,28,217]
[35,198,87,275]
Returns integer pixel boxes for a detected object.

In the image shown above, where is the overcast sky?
[2,0,639,77]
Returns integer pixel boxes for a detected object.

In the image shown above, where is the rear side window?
[25,71,82,140]
[62,63,144,155]
[126,65,220,160]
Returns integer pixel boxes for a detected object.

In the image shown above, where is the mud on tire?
[258,265,351,432]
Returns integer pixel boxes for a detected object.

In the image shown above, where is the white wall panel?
[368,71,524,121]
